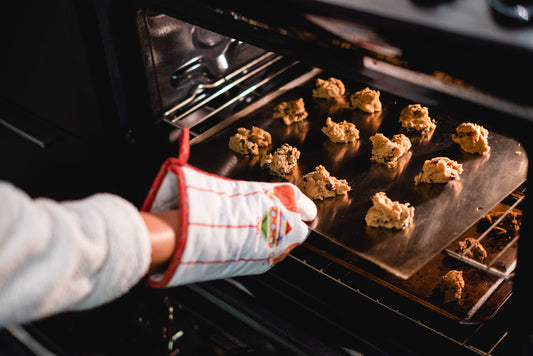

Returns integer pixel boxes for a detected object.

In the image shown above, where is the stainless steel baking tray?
[187,73,527,279]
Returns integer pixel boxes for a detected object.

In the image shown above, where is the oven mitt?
[142,127,317,288]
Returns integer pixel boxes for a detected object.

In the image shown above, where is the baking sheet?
[187,75,528,279]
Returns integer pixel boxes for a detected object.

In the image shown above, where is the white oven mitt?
[142,127,317,288]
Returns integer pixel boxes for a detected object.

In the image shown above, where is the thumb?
[271,184,317,222]
[293,185,317,222]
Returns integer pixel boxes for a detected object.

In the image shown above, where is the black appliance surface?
[1,1,533,355]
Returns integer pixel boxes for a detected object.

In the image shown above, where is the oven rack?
[443,190,524,280]
[164,51,280,120]
[286,187,524,355]
[163,52,307,137]
[286,253,508,356]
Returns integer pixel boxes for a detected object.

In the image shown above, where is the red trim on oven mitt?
[141,127,317,288]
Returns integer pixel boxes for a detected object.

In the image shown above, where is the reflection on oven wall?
[137,10,267,118]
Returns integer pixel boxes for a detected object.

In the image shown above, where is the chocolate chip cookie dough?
[365,192,415,230]
[273,98,309,125]
[452,122,490,154]
[228,126,272,155]
[457,238,487,263]
[414,157,463,184]
[312,77,346,99]
[299,165,351,200]
[321,117,359,143]
[369,133,412,168]
[440,270,465,304]
[350,87,382,113]
[260,143,300,176]
[399,104,436,133]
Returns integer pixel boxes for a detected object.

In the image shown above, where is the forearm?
[0,183,151,326]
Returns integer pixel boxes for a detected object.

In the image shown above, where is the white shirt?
[0,182,151,326]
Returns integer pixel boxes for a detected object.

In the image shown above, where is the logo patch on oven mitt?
[142,128,317,288]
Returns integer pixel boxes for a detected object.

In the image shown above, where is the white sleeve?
[0,182,151,326]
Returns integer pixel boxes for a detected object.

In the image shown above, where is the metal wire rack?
[162,51,306,137]
[285,188,524,355]
[444,191,523,280]
[286,252,509,356]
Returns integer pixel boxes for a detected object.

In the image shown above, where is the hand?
[142,128,317,288]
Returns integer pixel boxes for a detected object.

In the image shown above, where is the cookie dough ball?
[321,117,360,143]
[369,133,412,168]
[451,122,490,154]
[399,104,436,133]
[457,238,487,263]
[414,157,463,184]
[440,270,465,304]
[248,126,272,148]
[260,143,300,176]
[299,165,351,200]
[350,87,382,113]
[364,192,414,230]
[229,126,272,155]
[312,77,346,99]
[273,98,309,125]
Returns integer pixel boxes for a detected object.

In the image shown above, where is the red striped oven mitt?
[142,128,317,288]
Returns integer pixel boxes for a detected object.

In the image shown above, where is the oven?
[1,1,532,355]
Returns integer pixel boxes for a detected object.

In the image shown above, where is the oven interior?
[4,2,533,355]
[136,5,532,355]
